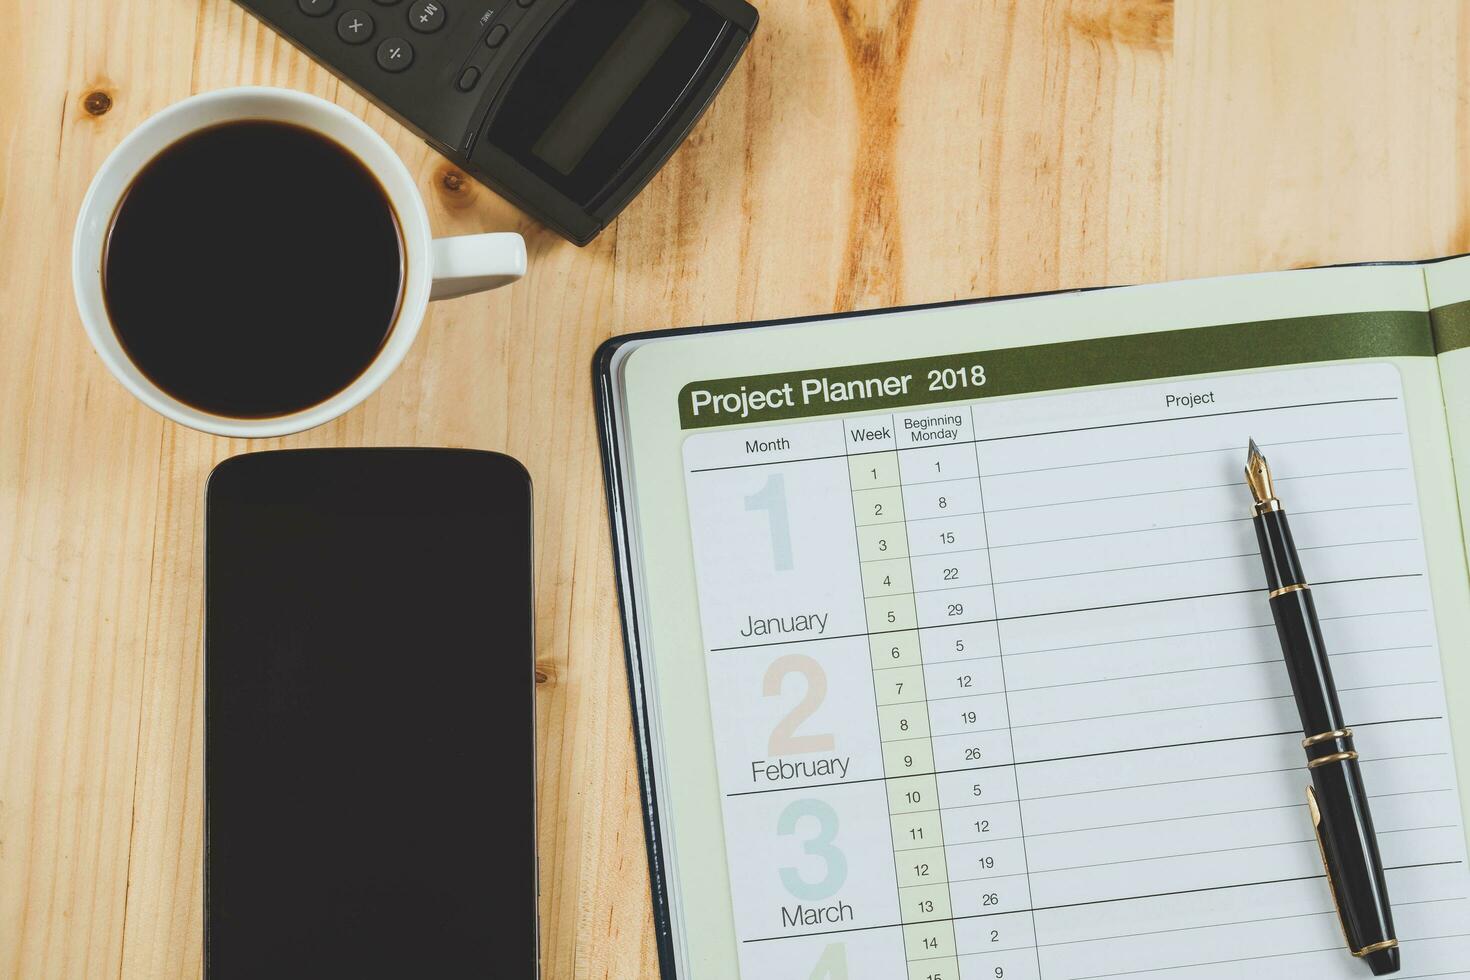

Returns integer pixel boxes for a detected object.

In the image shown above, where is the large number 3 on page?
[777,799,847,900]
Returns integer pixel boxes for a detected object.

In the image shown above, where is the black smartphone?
[204,449,536,979]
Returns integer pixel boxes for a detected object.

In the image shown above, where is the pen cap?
[1252,510,1306,592]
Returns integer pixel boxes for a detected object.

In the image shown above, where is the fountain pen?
[1245,440,1400,975]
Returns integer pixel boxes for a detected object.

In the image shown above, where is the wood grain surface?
[3,1,1469,977]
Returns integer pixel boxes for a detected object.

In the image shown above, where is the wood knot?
[434,165,478,210]
[1068,0,1172,51]
[534,662,556,686]
[83,90,114,116]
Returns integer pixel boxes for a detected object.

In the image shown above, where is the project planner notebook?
[594,258,1470,980]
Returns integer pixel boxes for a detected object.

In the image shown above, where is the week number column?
[683,419,907,979]
[846,415,961,980]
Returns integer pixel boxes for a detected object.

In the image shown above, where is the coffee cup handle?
[429,232,527,301]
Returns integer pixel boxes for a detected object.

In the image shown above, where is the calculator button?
[336,10,375,42]
[484,23,508,47]
[456,66,481,91]
[408,0,445,31]
[298,0,334,15]
[376,37,414,71]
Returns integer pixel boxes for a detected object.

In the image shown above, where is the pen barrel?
[1256,510,1399,972]
[1268,585,1347,736]
[1253,509,1307,594]
[1309,752,1399,966]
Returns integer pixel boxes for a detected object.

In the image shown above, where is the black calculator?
[233,0,758,244]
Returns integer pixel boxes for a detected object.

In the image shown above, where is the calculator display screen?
[205,451,535,978]
[531,0,691,175]
[488,0,724,205]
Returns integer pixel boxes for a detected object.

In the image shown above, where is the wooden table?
[3,1,1466,976]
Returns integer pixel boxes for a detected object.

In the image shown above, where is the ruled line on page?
[1001,611,1427,659]
[970,396,1398,445]
[983,467,1408,515]
[978,431,1404,480]
[706,575,1420,651]
[1069,933,1470,980]
[737,863,1467,943]
[859,501,1415,560]
[995,645,1432,695]
[1018,791,1456,840]
[723,722,1445,798]
[1027,894,1465,949]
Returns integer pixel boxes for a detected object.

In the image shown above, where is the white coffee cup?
[72,86,526,438]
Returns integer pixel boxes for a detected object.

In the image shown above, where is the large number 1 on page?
[744,474,794,570]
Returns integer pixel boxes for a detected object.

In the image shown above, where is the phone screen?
[205,450,535,979]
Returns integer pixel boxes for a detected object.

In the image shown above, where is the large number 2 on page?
[764,654,836,755]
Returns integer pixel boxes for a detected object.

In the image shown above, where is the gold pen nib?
[1245,439,1279,512]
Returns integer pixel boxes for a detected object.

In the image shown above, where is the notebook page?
[681,362,1470,980]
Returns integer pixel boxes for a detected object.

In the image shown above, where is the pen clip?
[1307,785,1353,951]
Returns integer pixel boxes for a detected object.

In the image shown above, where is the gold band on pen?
[1353,939,1399,958]
[1307,751,1359,768]
[1302,728,1353,748]
[1269,582,1309,598]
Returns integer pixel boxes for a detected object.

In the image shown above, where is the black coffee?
[103,120,404,418]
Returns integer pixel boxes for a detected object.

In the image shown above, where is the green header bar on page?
[1431,299,1470,354]
[676,310,1433,429]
